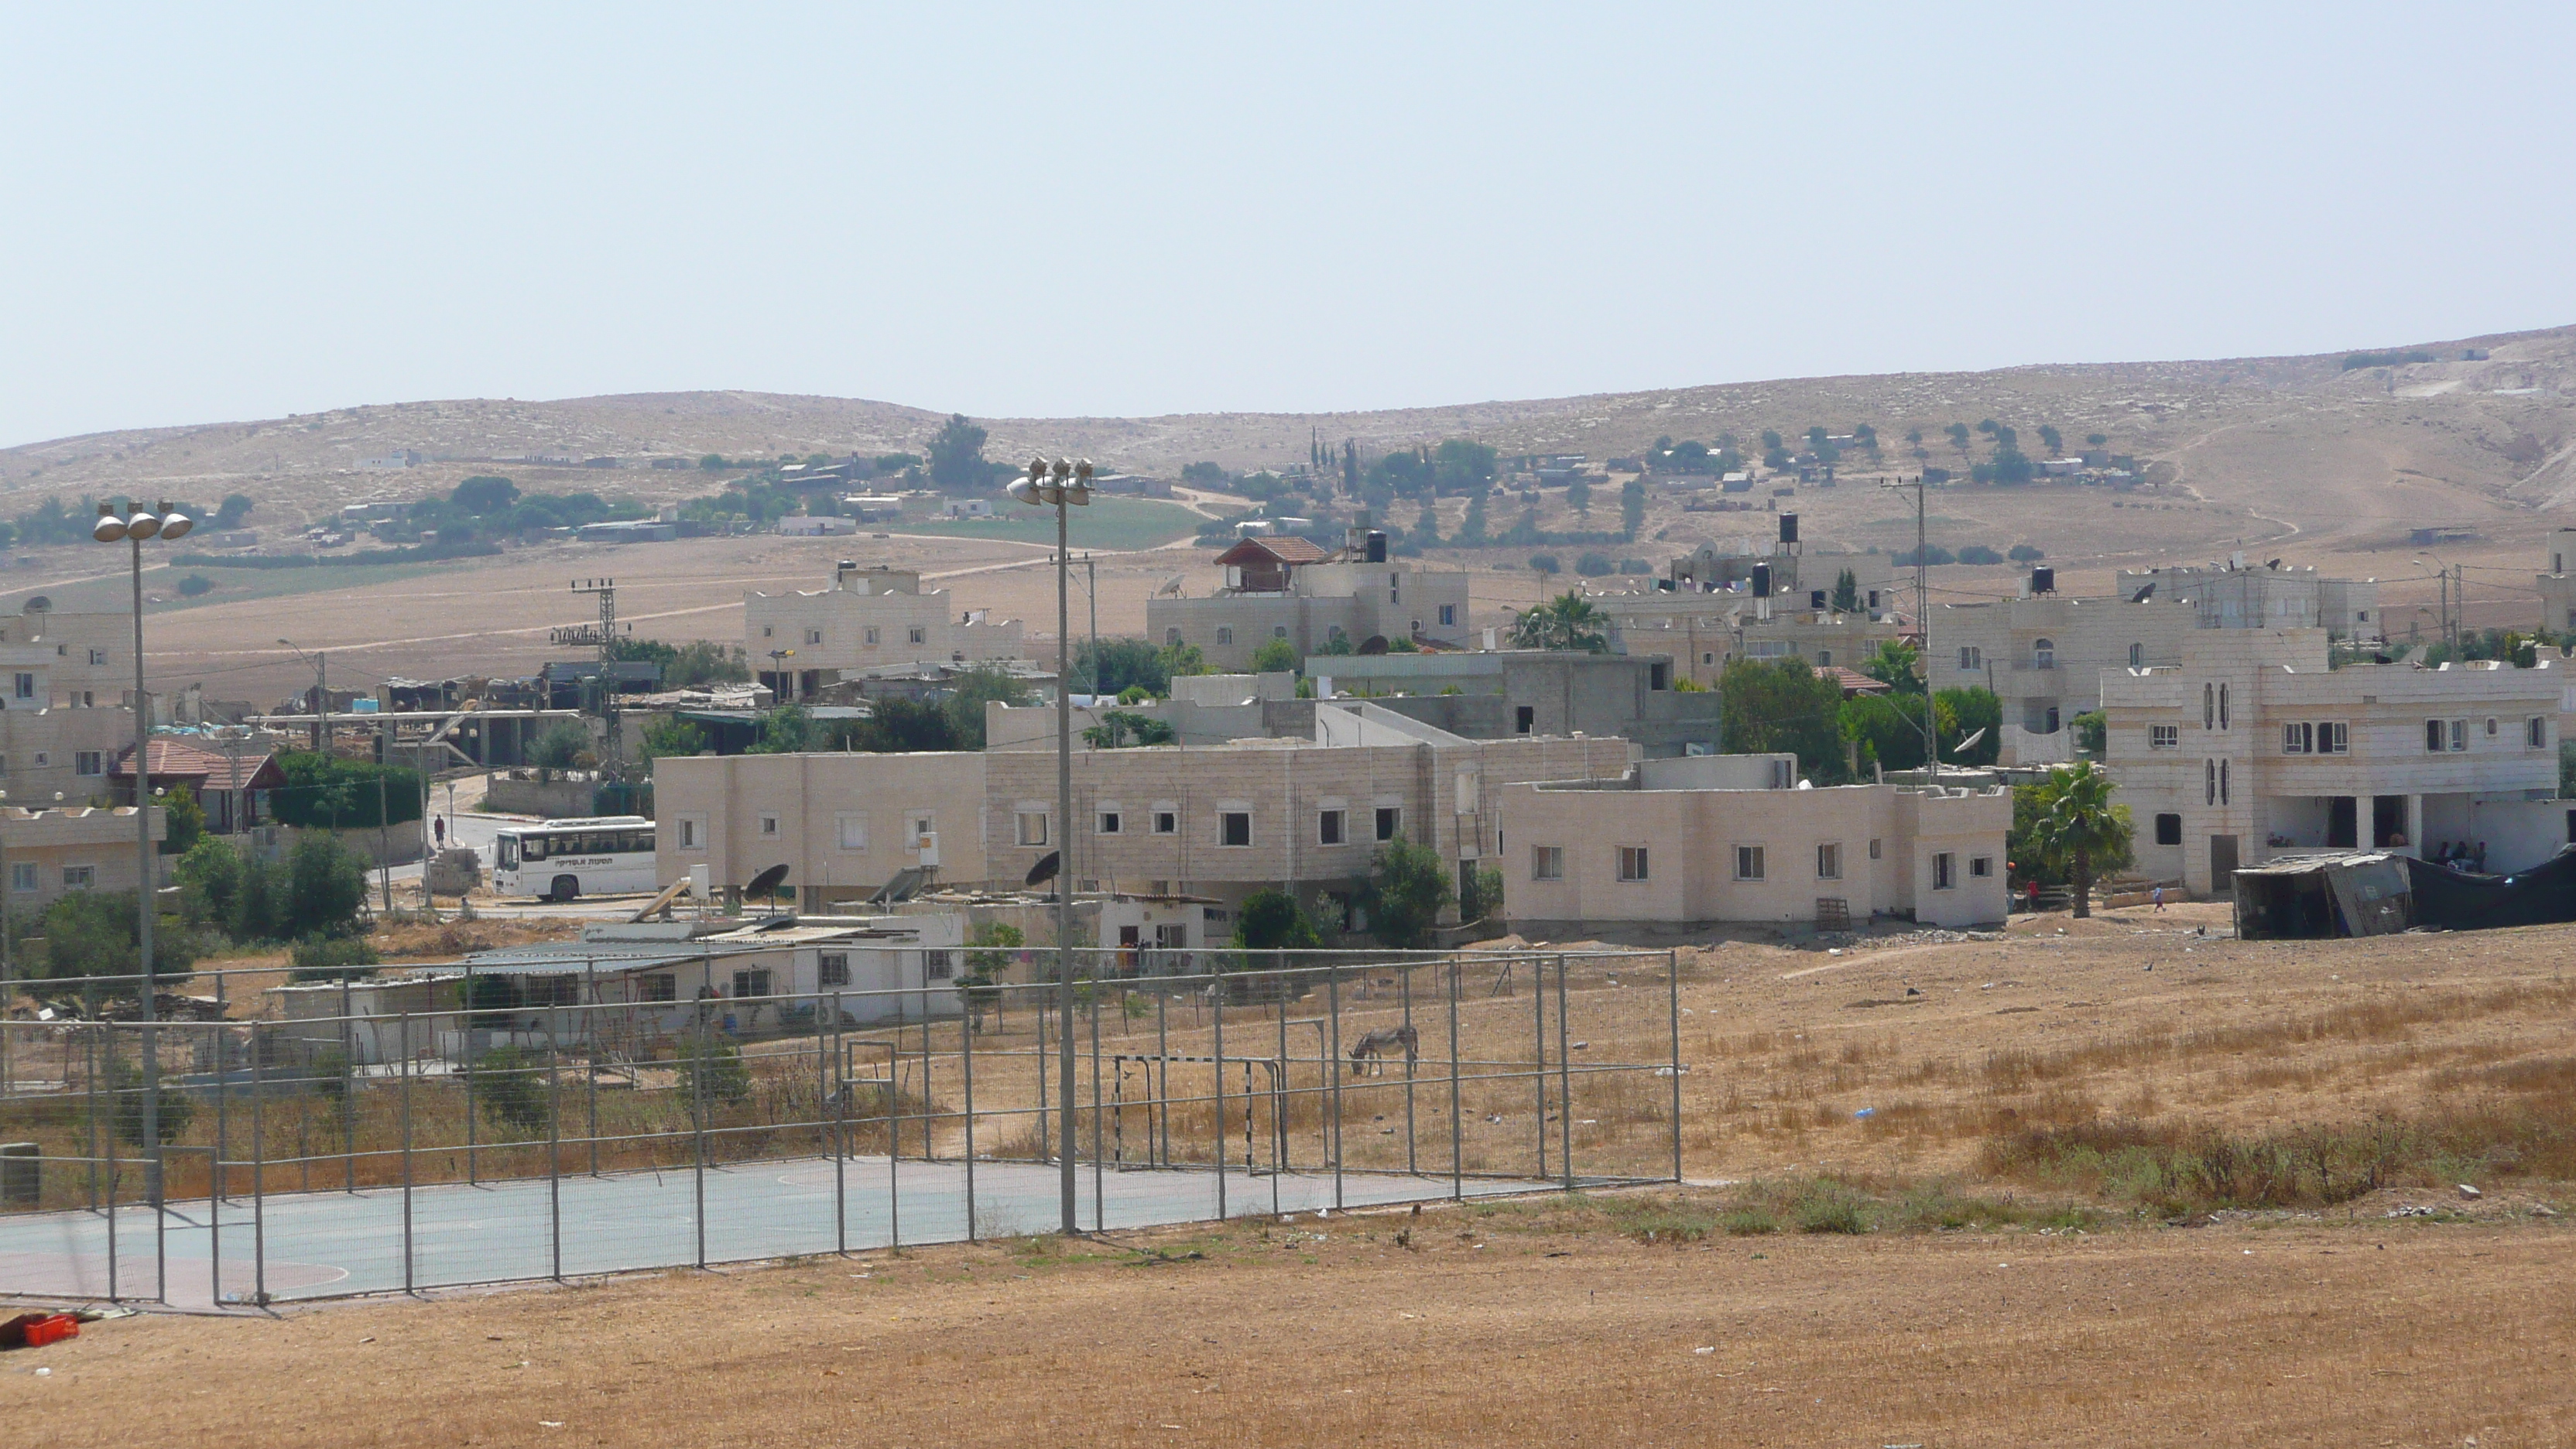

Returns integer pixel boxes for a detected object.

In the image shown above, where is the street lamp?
[94,499,190,1206]
[1002,454,1090,1235]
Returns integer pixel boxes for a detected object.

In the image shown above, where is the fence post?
[1089,981,1103,1233]
[340,978,355,1194]
[1400,966,1416,1176]
[105,1093,118,1302]
[692,1002,707,1271]
[399,1012,414,1295]
[832,989,846,1256]
[1155,991,1170,1169]
[1447,961,1463,1201]
[584,960,599,1177]
[85,1026,99,1212]
[1327,958,1344,1212]
[1668,950,1683,1184]
[464,961,478,1186]
[1274,991,1290,1178]
[1034,994,1048,1167]
[959,985,975,1244]
[251,1020,265,1307]
[214,1021,230,1211]
[549,1002,563,1283]
[1555,954,1574,1193]
[1211,969,1225,1223]
[1531,951,1549,1180]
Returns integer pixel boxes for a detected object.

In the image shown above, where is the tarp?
[2234,853,2412,940]
[2403,845,2576,931]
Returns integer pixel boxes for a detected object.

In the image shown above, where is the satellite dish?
[1355,635,1389,655]
[1156,573,1186,598]
[1024,850,1061,888]
[745,862,790,909]
[23,596,49,613]
[2128,582,2156,604]
[1951,727,1988,755]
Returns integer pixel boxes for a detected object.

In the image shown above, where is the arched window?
[2205,759,2216,806]
[2221,758,2230,804]
[2219,683,2230,731]
[2128,642,2144,670]
[2034,638,2056,670]
[2204,683,2215,730]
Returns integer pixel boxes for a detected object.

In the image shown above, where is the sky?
[5,3,2574,447]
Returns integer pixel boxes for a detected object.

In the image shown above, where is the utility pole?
[1085,554,1098,697]
[1882,475,1937,783]
[553,580,625,788]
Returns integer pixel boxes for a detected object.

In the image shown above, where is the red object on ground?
[0,1311,78,1348]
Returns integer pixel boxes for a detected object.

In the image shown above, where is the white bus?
[492,815,657,901]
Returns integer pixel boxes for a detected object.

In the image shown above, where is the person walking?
[433,815,447,848]
[2151,883,2165,912]
[2026,879,2041,915]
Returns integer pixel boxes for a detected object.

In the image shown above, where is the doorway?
[2373,796,2407,849]
[2208,834,2240,896]
[2327,796,2358,849]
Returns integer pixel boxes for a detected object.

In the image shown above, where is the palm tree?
[2030,762,2132,918]
[1861,639,1922,694]
[1509,591,1608,653]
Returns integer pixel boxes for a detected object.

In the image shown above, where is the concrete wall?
[484,776,597,818]
[654,752,993,907]
[1313,652,1725,757]
[1146,564,1473,670]
[746,574,1024,680]
[1930,595,2198,752]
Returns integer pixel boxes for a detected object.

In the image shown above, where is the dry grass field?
[4,904,2574,1444]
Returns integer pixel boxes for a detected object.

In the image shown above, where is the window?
[637,974,677,1003]
[837,814,867,850]
[908,626,925,646]
[1958,646,1982,671]
[2033,638,2055,670]
[1375,806,1401,841]
[1216,627,1233,646]
[865,626,881,645]
[924,951,954,981]
[1016,810,1050,847]
[1746,640,1790,659]
[2155,813,2183,846]
[1868,838,1881,860]
[7,862,32,892]
[2150,724,2180,749]
[1317,809,1345,845]
[1620,846,1652,882]
[677,815,704,850]
[1971,856,1993,878]
[2221,759,2229,805]
[1532,845,1564,881]
[2204,683,2216,730]
[1514,705,1534,735]
[1932,852,1955,890]
[818,953,851,988]
[61,865,95,890]
[2205,759,2217,806]
[2128,642,2143,669]
[1816,842,1841,880]
[805,628,822,646]
[2218,684,2230,731]
[2317,722,2348,754]
[1153,810,1177,834]
[762,625,774,638]
[1438,604,1457,627]
[87,649,106,666]
[759,814,779,838]
[1165,628,1183,646]
[2486,717,2499,738]
[2530,717,2550,749]
[1220,811,1252,847]
[2283,722,2311,754]
[1768,759,1794,790]
[1815,650,1831,667]
[1649,662,1671,690]
[1272,625,1289,640]
[1098,810,1122,835]
[2451,719,2468,752]
[1732,845,1762,881]
[74,752,101,776]
[731,968,773,999]
[2427,719,2447,752]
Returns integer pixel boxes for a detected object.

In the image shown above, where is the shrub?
[1574,551,1615,576]
[1527,553,1560,575]
[1954,544,2005,565]
[2007,543,2045,561]
[175,574,214,597]
[1616,557,1652,574]
[474,1047,553,1137]
[1793,1178,1872,1234]
[289,934,380,982]
[678,1035,752,1108]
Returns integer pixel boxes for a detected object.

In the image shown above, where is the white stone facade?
[1147,562,1473,670]
[1929,594,2201,760]
[745,564,1026,697]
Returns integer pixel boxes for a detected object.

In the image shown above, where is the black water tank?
[2032,566,2056,594]
[1365,530,1387,563]
[1752,563,1772,598]
[1779,512,1799,544]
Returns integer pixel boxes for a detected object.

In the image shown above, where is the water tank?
[1365,530,1387,563]
[2031,566,2056,594]
[1778,512,1799,545]
[1751,563,1772,598]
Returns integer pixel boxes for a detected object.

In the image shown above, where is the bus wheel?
[551,875,581,902]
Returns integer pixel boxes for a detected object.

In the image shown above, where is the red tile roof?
[111,738,279,790]
[1823,666,1892,697]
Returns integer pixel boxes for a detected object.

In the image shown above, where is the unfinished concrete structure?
[745,560,1026,699]
[1306,649,1724,757]
[2113,558,2382,641]
[1146,536,1474,670]
[1499,754,2012,932]
[2537,527,2576,633]
[2101,629,2570,896]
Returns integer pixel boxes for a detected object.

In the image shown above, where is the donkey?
[1348,1023,1420,1076]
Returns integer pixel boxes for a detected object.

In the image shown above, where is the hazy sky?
[5,4,2573,446]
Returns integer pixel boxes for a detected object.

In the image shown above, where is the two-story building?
[1499,754,2012,931]
[1303,649,1725,757]
[1147,535,1474,669]
[2113,558,2382,642]
[745,561,1027,700]
[1929,591,2202,765]
[2536,527,2576,633]
[2102,629,2570,896]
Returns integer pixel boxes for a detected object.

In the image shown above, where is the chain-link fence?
[0,947,1680,1309]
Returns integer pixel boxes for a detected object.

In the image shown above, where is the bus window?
[498,837,520,870]
[519,834,546,862]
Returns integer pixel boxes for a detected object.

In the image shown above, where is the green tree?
[475,1047,554,1137]
[745,704,810,755]
[527,720,594,770]
[1861,639,1922,694]
[2071,709,2107,755]
[926,414,990,492]
[678,1035,752,1108]
[450,475,521,515]
[111,1058,194,1147]
[270,753,425,828]
[1944,422,1971,457]
[1528,553,1560,577]
[941,663,1038,748]
[1362,840,1453,949]
[1831,568,1860,614]
[39,890,202,987]
[1719,657,1846,782]
[288,934,379,982]
[159,783,206,855]
[1081,710,1177,748]
[1509,592,1608,652]
[2037,425,2064,457]
[214,493,255,528]
[176,574,214,598]
[700,454,729,471]
[2007,543,2045,562]
[1232,887,1322,951]
[1458,865,1505,924]
[1619,478,1646,538]
[283,834,370,940]
[1841,690,1943,773]
[1251,637,1300,673]
[2084,433,2108,448]
[639,717,706,768]
[1936,686,2003,766]
[2026,762,2135,918]
[1457,492,1488,544]
[1565,476,1591,514]
[1077,638,1174,697]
